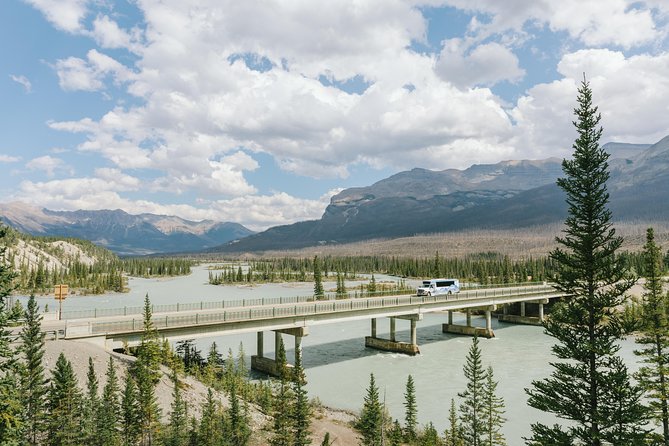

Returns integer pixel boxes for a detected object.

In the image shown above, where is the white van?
[416,278,460,296]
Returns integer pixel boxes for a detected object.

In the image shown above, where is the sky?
[1,0,668,231]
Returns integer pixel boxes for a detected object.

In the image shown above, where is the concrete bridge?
[54,283,563,376]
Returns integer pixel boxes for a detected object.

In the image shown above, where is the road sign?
[55,284,69,300]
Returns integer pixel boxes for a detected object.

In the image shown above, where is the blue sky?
[1,0,668,230]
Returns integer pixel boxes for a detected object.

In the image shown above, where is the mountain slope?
[0,203,254,255]
[213,136,669,253]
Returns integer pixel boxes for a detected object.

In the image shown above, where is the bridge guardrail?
[86,285,559,336]
[60,282,553,320]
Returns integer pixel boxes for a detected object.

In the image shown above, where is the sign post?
[54,284,69,321]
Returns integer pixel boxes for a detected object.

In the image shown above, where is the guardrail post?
[196,314,199,324]
[165,316,168,327]
[94,308,97,318]
[132,319,135,331]
[177,303,180,312]
[124,306,127,316]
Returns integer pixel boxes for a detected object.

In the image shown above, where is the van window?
[436,281,448,287]
[422,281,431,287]
[444,280,455,286]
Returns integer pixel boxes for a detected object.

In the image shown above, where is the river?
[20,264,644,444]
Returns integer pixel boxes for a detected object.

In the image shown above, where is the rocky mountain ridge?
[0,203,254,255]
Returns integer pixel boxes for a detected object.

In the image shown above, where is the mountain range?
[2,136,666,255]
[212,136,669,253]
[0,203,254,255]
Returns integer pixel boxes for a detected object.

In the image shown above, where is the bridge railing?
[60,281,553,320]
[86,285,560,336]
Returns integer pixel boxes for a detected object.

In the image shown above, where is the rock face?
[213,135,669,253]
[0,204,254,255]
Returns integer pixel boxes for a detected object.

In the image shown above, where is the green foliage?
[291,346,311,446]
[20,294,48,445]
[47,353,83,446]
[270,338,293,446]
[526,77,647,445]
[356,373,384,446]
[83,357,101,443]
[197,388,223,446]
[0,224,21,444]
[444,398,463,446]
[97,357,121,446]
[458,337,485,446]
[419,422,442,446]
[635,227,669,445]
[313,256,324,299]
[403,374,418,442]
[482,367,506,446]
[164,368,189,446]
[224,378,250,446]
[121,372,140,446]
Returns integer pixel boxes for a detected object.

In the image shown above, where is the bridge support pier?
[448,311,453,325]
[443,306,495,339]
[251,327,309,378]
[497,299,548,326]
[365,314,421,356]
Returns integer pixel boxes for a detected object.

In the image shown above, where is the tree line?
[2,227,194,294]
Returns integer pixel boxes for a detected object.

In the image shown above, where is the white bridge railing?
[84,285,558,336]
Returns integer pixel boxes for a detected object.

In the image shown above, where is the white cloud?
[511,49,669,156]
[0,155,21,163]
[10,74,32,93]
[25,155,73,177]
[24,0,89,33]
[55,49,133,91]
[436,39,525,88]
[91,15,134,49]
[441,0,663,49]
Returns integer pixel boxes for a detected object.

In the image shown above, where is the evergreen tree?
[225,378,250,446]
[482,367,506,446]
[313,256,324,299]
[83,357,101,443]
[121,374,140,446]
[420,422,441,446]
[47,353,83,446]
[165,368,189,446]
[368,274,377,295]
[635,227,669,445]
[335,271,346,298]
[270,337,293,446]
[356,373,384,446]
[291,345,311,446]
[458,336,485,446]
[403,374,418,442]
[133,294,162,445]
[0,224,21,444]
[197,388,223,446]
[19,293,48,446]
[97,357,121,446]
[388,420,403,446]
[444,398,463,446]
[525,77,647,445]
[204,342,223,386]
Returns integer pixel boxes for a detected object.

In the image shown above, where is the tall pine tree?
[356,373,384,446]
[291,344,311,446]
[47,353,83,446]
[20,293,48,445]
[83,357,101,443]
[635,227,669,445]
[270,337,293,446]
[0,224,21,444]
[482,366,505,446]
[403,374,418,442]
[97,357,121,446]
[458,336,485,446]
[164,367,188,446]
[444,398,463,446]
[525,77,647,445]
[313,256,324,299]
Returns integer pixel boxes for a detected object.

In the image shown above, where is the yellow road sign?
[55,284,69,300]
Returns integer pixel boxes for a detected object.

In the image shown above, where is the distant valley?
[0,203,254,255]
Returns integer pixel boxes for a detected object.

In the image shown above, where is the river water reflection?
[24,264,642,443]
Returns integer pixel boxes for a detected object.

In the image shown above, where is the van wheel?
[448,291,452,295]
[427,292,431,296]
